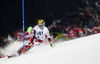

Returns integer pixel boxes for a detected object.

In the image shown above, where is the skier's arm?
[48,38,55,47]
[32,29,37,39]
[46,29,55,47]
[27,26,37,40]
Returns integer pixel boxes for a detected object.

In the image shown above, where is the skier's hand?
[50,42,55,48]
[26,26,32,33]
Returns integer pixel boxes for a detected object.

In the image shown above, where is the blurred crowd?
[0,34,14,48]
[48,0,100,39]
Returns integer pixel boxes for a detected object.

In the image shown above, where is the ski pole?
[1,38,20,54]
[1,26,32,54]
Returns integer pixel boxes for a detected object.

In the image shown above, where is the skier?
[8,19,55,58]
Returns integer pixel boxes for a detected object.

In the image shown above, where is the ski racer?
[17,19,55,55]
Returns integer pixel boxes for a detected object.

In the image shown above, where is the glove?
[26,26,32,33]
[50,42,55,48]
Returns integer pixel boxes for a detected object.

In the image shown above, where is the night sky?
[0,0,80,37]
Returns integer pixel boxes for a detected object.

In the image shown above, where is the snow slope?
[0,34,100,64]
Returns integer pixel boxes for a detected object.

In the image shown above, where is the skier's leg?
[17,38,34,55]
[7,39,41,58]
[7,43,34,58]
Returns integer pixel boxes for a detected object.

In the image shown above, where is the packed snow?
[0,34,100,64]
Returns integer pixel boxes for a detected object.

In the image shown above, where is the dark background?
[0,0,80,37]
